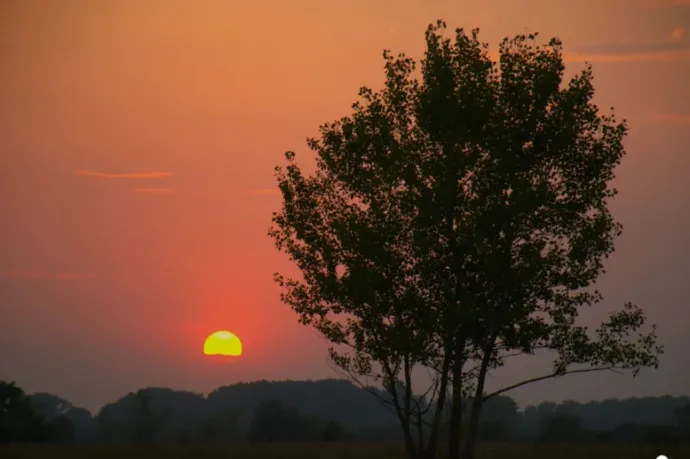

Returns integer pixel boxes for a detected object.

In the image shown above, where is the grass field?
[1,443,687,459]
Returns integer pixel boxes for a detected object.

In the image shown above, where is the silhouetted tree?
[477,395,519,441]
[537,412,582,443]
[521,396,690,435]
[30,393,72,420]
[200,408,244,443]
[4,378,689,445]
[248,400,307,442]
[207,379,396,429]
[42,415,75,444]
[131,390,160,442]
[675,403,690,441]
[269,18,662,459]
[97,388,182,443]
[29,393,94,443]
[609,422,645,443]
[0,381,50,443]
[321,419,345,441]
[644,424,683,458]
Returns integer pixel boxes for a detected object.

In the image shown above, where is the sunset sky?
[1,0,688,412]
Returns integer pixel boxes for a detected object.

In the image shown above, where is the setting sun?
[203,330,242,356]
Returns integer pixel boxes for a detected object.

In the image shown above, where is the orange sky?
[1,0,689,412]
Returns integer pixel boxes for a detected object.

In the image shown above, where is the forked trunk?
[447,341,466,459]
[426,355,451,459]
[395,394,420,459]
[461,340,493,459]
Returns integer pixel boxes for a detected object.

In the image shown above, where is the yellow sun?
[204,330,242,356]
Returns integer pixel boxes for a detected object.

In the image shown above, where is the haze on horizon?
[1,0,688,413]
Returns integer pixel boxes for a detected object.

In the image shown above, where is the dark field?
[1,443,687,459]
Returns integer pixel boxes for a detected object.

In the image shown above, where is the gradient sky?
[1,0,688,413]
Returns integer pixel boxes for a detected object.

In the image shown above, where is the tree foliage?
[3,379,689,446]
[269,21,662,457]
[0,381,75,444]
[269,19,662,459]
[248,400,342,443]
[0,381,42,443]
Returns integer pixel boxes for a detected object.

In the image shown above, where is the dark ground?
[1,443,687,459]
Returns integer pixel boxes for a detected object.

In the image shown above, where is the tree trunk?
[462,341,493,459]
[447,337,466,459]
[392,392,420,459]
[426,354,451,459]
[402,425,420,459]
[386,373,419,459]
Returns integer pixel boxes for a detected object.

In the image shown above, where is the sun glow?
[204,330,242,356]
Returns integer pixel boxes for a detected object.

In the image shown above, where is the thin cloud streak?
[572,42,690,55]
[251,188,281,196]
[647,0,690,8]
[133,188,224,195]
[565,41,690,62]
[647,112,690,125]
[0,269,95,280]
[670,28,686,41]
[76,170,173,179]
[134,188,175,193]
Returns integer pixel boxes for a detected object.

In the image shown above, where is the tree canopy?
[269,20,662,459]
[0,381,75,444]
[3,380,689,447]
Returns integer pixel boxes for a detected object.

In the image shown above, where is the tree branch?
[482,366,622,401]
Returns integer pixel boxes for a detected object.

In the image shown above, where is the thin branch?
[325,341,439,429]
[325,359,399,418]
[482,366,622,401]
[410,370,440,418]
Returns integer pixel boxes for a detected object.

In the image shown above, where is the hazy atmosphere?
[1,0,689,416]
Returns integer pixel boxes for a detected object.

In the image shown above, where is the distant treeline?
[1,379,689,446]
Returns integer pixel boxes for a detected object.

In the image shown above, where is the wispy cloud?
[659,0,690,5]
[671,27,686,41]
[134,188,175,193]
[647,0,690,8]
[76,170,172,179]
[647,112,690,125]
[133,188,224,195]
[251,188,281,196]
[0,269,94,280]
[565,41,690,62]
